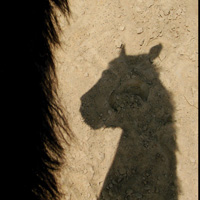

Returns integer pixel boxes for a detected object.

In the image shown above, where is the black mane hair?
[2,1,70,200]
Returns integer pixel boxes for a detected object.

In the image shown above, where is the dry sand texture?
[54,0,198,199]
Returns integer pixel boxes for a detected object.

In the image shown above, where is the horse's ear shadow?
[149,43,163,60]
[119,44,126,57]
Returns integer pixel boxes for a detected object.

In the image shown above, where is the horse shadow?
[80,44,179,200]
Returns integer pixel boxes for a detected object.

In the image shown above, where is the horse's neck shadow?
[80,44,179,200]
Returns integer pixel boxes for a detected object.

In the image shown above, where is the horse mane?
[2,1,70,199]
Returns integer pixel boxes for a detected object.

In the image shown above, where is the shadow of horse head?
[80,44,166,132]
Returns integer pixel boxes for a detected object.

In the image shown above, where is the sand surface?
[54,0,198,199]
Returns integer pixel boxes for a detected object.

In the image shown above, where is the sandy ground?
[54,0,198,199]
